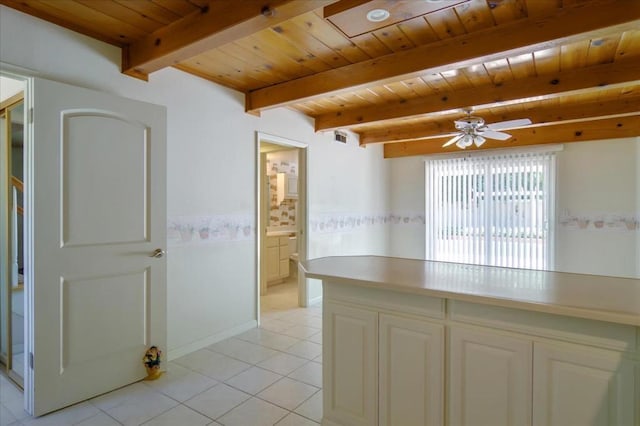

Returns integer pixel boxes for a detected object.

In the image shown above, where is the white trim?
[422,144,564,161]
[308,295,323,306]
[0,62,40,78]
[0,68,33,414]
[23,75,34,416]
[257,132,308,148]
[166,320,258,361]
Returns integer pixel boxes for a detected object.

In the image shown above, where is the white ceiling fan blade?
[443,134,464,147]
[486,118,532,130]
[480,129,512,140]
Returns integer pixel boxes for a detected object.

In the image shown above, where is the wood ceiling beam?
[383,115,640,158]
[360,95,640,144]
[122,0,336,79]
[315,61,640,131]
[246,0,640,112]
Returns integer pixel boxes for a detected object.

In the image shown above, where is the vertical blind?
[425,150,556,270]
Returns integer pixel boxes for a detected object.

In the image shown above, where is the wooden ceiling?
[2,0,639,157]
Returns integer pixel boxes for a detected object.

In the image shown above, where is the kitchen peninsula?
[301,256,640,426]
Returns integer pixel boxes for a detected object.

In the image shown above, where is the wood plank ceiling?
[1,0,639,157]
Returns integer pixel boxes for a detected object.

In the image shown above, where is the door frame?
[1,66,34,414]
[255,132,308,323]
[1,88,26,389]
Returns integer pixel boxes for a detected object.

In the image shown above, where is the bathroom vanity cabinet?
[266,235,290,284]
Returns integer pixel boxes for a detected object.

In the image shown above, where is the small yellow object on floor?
[142,345,164,381]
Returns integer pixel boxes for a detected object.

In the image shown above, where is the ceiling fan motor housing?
[455,116,485,131]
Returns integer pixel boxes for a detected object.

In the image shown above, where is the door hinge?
[28,107,34,124]
[29,352,34,369]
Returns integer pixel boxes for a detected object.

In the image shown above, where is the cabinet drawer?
[449,300,637,352]
[266,236,279,248]
[324,281,444,320]
[279,235,289,246]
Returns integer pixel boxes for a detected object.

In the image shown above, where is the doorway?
[256,133,308,321]
[1,75,27,389]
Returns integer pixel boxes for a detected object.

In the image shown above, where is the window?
[425,149,557,270]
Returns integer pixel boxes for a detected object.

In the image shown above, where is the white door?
[28,77,167,416]
[379,314,444,426]
[533,342,636,426]
[449,327,532,426]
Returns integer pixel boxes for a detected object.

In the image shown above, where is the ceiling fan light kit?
[443,113,532,150]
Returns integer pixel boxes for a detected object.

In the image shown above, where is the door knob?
[150,248,165,258]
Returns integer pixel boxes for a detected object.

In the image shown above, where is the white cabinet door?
[379,314,444,426]
[266,246,279,282]
[533,342,636,426]
[324,302,378,426]
[449,327,532,426]
[286,175,298,198]
[279,259,289,277]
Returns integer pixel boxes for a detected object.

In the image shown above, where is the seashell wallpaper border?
[168,212,427,245]
[168,210,638,246]
[559,212,639,231]
[309,212,425,234]
[168,214,255,246]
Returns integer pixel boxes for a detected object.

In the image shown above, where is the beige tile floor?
[261,277,299,313]
[0,279,322,426]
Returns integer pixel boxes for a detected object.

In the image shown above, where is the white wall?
[388,156,426,259]
[266,150,298,175]
[388,139,640,278]
[0,6,390,358]
[555,138,640,278]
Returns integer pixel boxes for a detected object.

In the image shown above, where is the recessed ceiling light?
[366,8,390,22]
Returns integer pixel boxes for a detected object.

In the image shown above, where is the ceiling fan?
[443,112,532,149]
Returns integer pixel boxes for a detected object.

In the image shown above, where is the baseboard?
[322,419,341,426]
[166,320,258,361]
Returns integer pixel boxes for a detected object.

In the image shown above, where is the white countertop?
[301,256,640,326]
[266,227,296,237]
[266,230,296,237]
